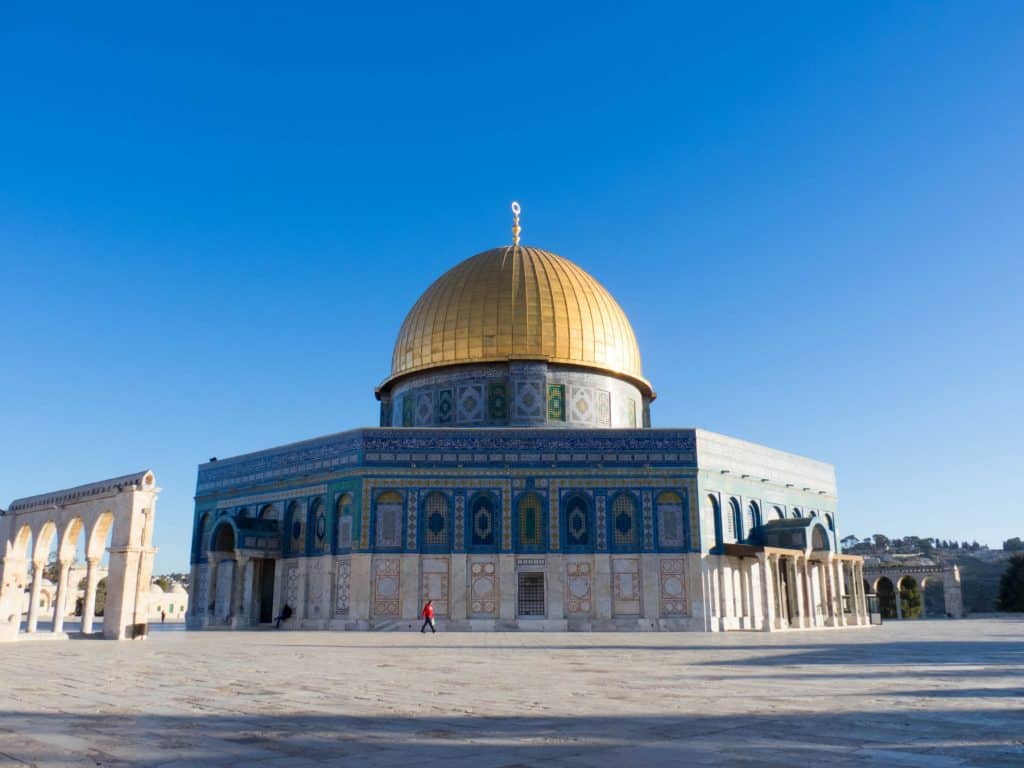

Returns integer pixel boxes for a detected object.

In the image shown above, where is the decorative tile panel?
[513,380,545,420]
[487,382,508,420]
[657,492,685,548]
[566,561,592,615]
[420,557,449,617]
[372,558,400,617]
[660,557,687,616]
[457,385,485,423]
[547,384,565,421]
[642,491,654,551]
[596,494,607,551]
[595,390,611,427]
[334,556,351,616]
[569,386,595,425]
[469,559,498,616]
[284,563,299,607]
[406,489,418,549]
[454,493,465,550]
[612,557,641,615]
[401,395,414,427]
[437,389,454,424]
[415,391,433,426]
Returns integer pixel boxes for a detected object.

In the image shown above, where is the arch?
[745,501,761,540]
[285,500,305,555]
[792,507,803,518]
[59,517,85,563]
[707,495,723,548]
[563,493,593,551]
[236,507,251,519]
[87,512,115,562]
[258,504,278,520]
[655,490,685,549]
[374,491,404,549]
[33,521,58,565]
[875,576,897,619]
[516,492,545,550]
[773,506,785,520]
[334,493,354,552]
[11,524,33,560]
[210,520,236,553]
[610,491,640,552]
[421,491,451,551]
[922,577,947,617]
[728,498,742,543]
[824,513,835,531]
[309,497,327,554]
[468,491,499,549]
[810,523,830,551]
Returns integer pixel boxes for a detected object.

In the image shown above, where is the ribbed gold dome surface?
[383,246,651,394]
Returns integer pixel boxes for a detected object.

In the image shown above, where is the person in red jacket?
[420,599,436,633]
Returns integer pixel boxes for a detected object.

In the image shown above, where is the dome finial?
[511,201,522,246]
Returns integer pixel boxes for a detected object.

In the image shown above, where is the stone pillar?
[498,554,516,621]
[546,554,565,620]
[640,554,660,624]
[449,554,467,621]
[944,565,964,619]
[237,555,252,627]
[593,554,612,620]
[790,558,805,628]
[349,553,371,623]
[26,564,43,633]
[81,559,101,635]
[758,554,773,631]
[52,559,71,633]
[895,579,904,620]
[206,559,219,626]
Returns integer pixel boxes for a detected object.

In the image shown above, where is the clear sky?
[1,4,1021,572]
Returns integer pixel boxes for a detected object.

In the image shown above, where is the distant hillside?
[842,535,1016,613]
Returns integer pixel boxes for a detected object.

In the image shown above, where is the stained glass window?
[517,493,543,548]
[376,491,403,548]
[336,493,353,550]
[471,495,495,546]
[657,491,684,548]
[612,493,638,549]
[423,492,449,548]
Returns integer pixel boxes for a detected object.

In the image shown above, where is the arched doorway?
[923,577,946,617]
[210,521,237,624]
[875,577,897,619]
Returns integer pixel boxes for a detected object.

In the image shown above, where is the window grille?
[612,494,637,548]
[424,493,449,547]
[517,572,545,616]
[657,491,684,547]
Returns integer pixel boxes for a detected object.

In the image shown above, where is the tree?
[998,555,1024,612]
[872,534,890,550]
[1003,537,1024,552]
[154,576,174,592]
[42,552,59,583]
[900,579,923,619]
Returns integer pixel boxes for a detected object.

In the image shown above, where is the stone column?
[758,554,773,631]
[206,558,219,625]
[81,558,101,634]
[236,555,252,627]
[52,559,71,633]
[26,563,43,633]
[895,579,904,620]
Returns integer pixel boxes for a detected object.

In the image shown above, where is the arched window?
[470,493,497,548]
[656,491,685,548]
[422,492,450,550]
[792,507,803,518]
[728,498,742,543]
[310,497,327,554]
[708,495,723,547]
[259,504,277,521]
[563,494,591,550]
[746,501,760,539]
[773,506,785,520]
[517,493,544,550]
[811,524,830,551]
[335,494,354,551]
[375,491,404,548]
[824,513,835,531]
[611,493,639,551]
[236,507,251,519]
[286,500,304,555]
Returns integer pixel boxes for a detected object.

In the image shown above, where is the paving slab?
[0,618,1022,766]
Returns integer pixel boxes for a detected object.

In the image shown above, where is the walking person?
[420,599,436,633]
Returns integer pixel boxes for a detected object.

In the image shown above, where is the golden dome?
[381,246,652,396]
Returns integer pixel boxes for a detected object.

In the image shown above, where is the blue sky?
[1,3,1021,572]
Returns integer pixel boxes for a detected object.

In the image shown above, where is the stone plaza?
[1,618,1021,766]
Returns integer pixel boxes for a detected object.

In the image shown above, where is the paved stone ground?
[1,618,1022,767]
